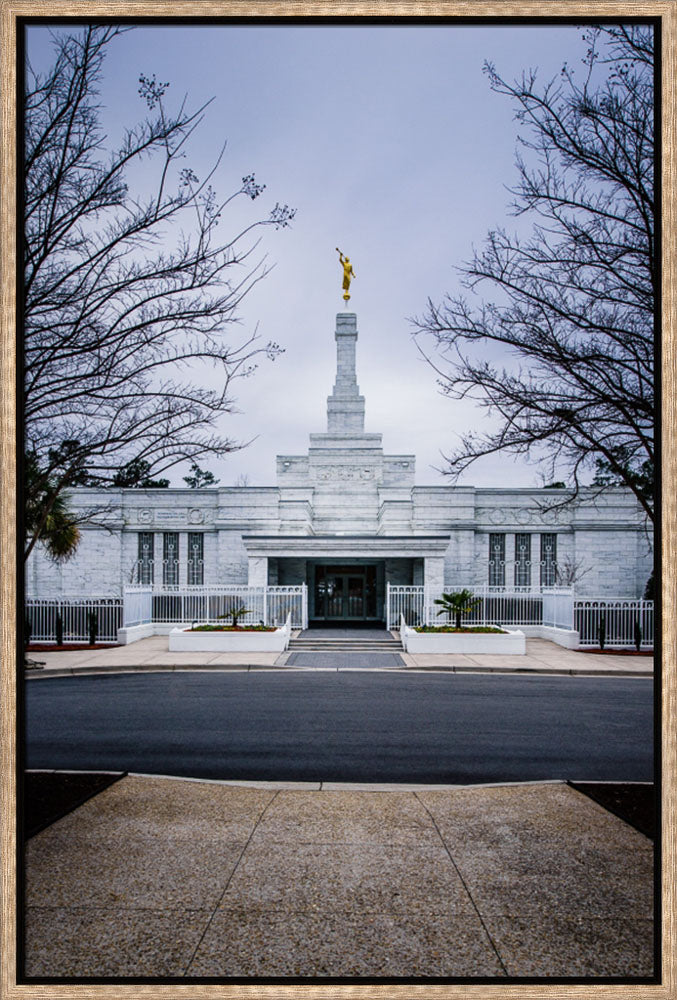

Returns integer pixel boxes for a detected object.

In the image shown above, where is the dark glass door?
[314,564,376,621]
[347,576,365,617]
[325,574,345,618]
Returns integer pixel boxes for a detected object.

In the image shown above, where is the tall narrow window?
[514,533,531,588]
[137,532,154,584]
[187,532,204,586]
[163,532,179,588]
[540,534,558,587]
[488,534,505,588]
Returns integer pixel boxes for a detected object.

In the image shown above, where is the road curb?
[25,663,653,679]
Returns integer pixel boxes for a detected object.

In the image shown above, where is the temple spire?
[326,312,365,433]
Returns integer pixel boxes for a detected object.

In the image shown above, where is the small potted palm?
[433,590,481,630]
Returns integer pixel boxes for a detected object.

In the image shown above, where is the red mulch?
[26,643,118,652]
[576,648,653,656]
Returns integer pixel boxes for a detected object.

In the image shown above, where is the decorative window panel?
[540,533,558,587]
[137,532,154,585]
[187,532,204,586]
[163,532,180,587]
[488,534,506,588]
[514,533,531,588]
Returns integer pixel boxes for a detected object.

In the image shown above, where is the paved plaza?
[24,775,654,979]
[26,633,653,677]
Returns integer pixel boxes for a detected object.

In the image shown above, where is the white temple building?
[27,311,653,626]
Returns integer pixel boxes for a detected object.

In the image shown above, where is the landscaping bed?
[189,624,276,632]
[24,771,125,838]
[401,621,526,655]
[413,625,506,634]
[169,614,292,652]
[569,781,655,839]
[26,643,118,652]
[576,648,653,656]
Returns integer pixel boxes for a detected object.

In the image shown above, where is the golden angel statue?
[336,248,356,301]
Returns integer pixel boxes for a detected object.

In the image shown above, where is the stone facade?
[27,312,653,616]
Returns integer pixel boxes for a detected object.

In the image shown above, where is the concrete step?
[291,640,401,645]
[289,641,402,652]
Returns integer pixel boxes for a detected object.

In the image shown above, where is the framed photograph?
[2,2,673,997]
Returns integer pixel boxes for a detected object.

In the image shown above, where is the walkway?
[286,628,405,668]
[26,633,654,678]
[24,774,654,978]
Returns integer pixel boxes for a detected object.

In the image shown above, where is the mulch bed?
[576,648,653,656]
[23,772,125,838]
[569,782,655,839]
[26,643,118,652]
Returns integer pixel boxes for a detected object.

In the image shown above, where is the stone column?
[247,556,268,586]
[423,556,445,595]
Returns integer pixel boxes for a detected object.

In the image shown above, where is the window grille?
[137,532,154,584]
[540,533,558,587]
[488,533,505,588]
[514,533,531,588]
[187,532,204,586]
[163,532,179,588]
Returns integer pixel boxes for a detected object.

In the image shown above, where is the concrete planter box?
[401,619,525,655]
[169,614,291,652]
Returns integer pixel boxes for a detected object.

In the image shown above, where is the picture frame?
[1,3,673,997]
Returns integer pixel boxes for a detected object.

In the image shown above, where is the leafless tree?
[554,555,592,588]
[412,26,654,522]
[24,25,294,559]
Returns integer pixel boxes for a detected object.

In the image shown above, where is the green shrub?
[88,611,98,646]
[598,613,606,650]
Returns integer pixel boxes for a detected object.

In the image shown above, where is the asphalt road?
[25,671,654,783]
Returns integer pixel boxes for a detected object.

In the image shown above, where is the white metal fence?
[386,585,574,630]
[123,587,153,627]
[387,585,654,648]
[123,584,308,630]
[574,599,654,649]
[25,598,123,643]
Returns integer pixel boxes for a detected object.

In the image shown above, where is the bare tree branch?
[24,26,295,558]
[412,25,654,522]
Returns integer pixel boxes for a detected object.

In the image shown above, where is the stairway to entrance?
[285,628,404,667]
[290,628,401,653]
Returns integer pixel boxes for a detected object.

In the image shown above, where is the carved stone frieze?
[477,506,564,526]
[315,466,379,482]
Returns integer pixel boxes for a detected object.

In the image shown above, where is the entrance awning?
[241,534,450,559]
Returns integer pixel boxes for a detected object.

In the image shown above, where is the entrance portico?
[242,535,448,624]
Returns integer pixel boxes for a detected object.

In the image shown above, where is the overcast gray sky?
[28,20,591,488]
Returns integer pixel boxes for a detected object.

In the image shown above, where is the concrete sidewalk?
[25,634,653,677]
[24,774,654,978]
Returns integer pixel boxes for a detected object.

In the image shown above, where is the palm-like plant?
[434,590,480,630]
[218,603,251,628]
[25,453,80,562]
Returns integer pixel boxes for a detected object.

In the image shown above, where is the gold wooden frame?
[1,4,674,997]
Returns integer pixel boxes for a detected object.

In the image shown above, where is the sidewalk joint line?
[413,791,510,977]
[182,788,281,976]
